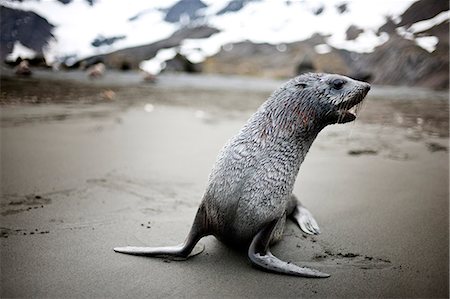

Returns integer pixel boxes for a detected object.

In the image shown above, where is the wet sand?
[1,71,448,297]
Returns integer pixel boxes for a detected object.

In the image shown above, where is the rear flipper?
[248,219,330,278]
[114,204,209,260]
[113,243,205,260]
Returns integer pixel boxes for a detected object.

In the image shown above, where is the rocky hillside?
[203,0,449,89]
[74,25,219,70]
[1,0,448,89]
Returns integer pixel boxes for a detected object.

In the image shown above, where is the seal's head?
[295,73,370,125]
[271,73,370,130]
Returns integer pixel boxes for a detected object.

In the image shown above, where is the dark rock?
[91,35,126,48]
[426,142,447,152]
[170,25,219,40]
[313,5,324,15]
[296,54,315,74]
[163,53,201,73]
[336,2,348,14]
[346,25,364,40]
[217,1,244,15]
[164,0,207,23]
[56,0,95,4]
[217,0,252,15]
[398,0,449,27]
[378,17,397,35]
[0,5,54,61]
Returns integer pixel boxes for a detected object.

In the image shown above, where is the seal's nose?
[362,82,371,95]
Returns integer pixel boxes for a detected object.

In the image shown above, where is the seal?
[114,73,370,278]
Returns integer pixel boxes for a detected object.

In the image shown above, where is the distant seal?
[15,60,32,76]
[87,62,105,79]
[114,73,370,278]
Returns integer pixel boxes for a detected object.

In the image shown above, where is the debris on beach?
[426,142,448,152]
[347,149,378,156]
[101,89,116,101]
[15,60,32,76]
[87,63,105,79]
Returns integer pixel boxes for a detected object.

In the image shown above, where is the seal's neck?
[247,98,325,148]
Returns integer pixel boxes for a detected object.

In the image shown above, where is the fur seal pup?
[87,62,105,79]
[114,73,370,278]
[15,60,32,76]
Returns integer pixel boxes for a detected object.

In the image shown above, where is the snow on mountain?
[1,0,179,63]
[396,10,450,52]
[205,0,413,51]
[2,0,448,89]
[2,0,420,63]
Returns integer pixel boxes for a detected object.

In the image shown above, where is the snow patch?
[314,44,332,54]
[179,38,211,63]
[327,31,390,53]
[139,47,177,74]
[6,41,36,61]
[415,36,439,53]
[408,10,450,33]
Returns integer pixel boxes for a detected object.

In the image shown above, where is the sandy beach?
[1,71,448,298]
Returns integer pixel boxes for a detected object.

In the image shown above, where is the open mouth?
[335,107,358,123]
[336,97,363,123]
[329,87,369,124]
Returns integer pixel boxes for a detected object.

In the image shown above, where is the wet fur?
[202,73,370,247]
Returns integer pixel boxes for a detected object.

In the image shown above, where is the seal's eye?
[331,79,346,90]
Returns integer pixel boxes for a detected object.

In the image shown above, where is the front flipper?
[248,219,330,278]
[292,206,321,235]
[287,195,321,235]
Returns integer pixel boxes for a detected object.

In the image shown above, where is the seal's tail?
[114,204,209,259]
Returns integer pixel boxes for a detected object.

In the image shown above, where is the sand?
[0,71,448,298]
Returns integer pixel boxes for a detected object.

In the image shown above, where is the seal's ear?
[295,82,308,89]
